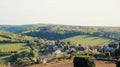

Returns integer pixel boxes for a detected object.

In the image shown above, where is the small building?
[53,50,63,57]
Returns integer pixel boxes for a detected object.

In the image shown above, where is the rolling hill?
[0,24,120,41]
[62,35,114,47]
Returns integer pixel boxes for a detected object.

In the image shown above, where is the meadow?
[62,35,114,47]
[0,37,10,41]
[0,43,31,63]
[0,43,30,52]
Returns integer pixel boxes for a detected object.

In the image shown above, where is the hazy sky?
[0,0,120,26]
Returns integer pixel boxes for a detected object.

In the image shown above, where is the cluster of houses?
[38,41,120,63]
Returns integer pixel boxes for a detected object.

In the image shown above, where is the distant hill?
[0,24,120,41]
[0,31,38,43]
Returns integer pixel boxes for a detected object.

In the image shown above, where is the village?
[37,40,120,64]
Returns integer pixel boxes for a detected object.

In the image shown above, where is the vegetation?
[0,43,31,64]
[0,24,120,67]
[0,31,39,43]
[73,56,95,67]
[116,60,120,67]
[0,43,30,53]
[0,24,120,41]
[62,35,114,46]
[0,56,10,63]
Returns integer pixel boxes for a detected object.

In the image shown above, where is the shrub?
[73,56,95,67]
[116,60,120,67]
[0,52,11,56]
[16,57,32,66]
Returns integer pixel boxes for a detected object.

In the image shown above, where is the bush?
[16,57,32,66]
[0,52,11,56]
[114,48,120,59]
[116,60,120,67]
[73,56,95,67]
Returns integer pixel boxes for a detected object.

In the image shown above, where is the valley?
[0,24,119,67]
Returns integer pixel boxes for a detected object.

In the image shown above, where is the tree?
[114,42,120,59]
[115,48,120,59]
[31,49,39,58]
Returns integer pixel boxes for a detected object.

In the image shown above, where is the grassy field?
[0,37,10,41]
[0,43,31,63]
[0,43,30,52]
[62,35,114,47]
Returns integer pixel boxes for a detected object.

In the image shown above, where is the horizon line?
[0,23,120,27]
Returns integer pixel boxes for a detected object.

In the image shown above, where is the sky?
[0,0,120,26]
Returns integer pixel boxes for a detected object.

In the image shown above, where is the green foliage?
[9,51,31,62]
[0,24,120,41]
[31,49,39,58]
[114,48,120,59]
[75,51,86,56]
[116,60,120,67]
[0,31,39,43]
[16,57,32,66]
[73,56,95,67]
[0,56,10,63]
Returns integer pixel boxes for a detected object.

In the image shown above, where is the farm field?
[0,43,31,63]
[0,43,30,52]
[0,36,10,41]
[27,60,116,67]
[62,35,114,47]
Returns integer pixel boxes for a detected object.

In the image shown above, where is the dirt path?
[96,60,116,67]
[27,60,116,67]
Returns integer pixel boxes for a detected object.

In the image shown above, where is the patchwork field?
[0,43,30,52]
[0,43,31,63]
[62,35,114,46]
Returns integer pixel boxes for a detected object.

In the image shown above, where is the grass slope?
[0,37,10,41]
[0,56,10,63]
[0,43,31,63]
[62,35,114,47]
[0,43,30,52]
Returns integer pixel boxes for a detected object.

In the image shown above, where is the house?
[101,45,116,53]
[108,42,119,49]
[53,50,63,57]
[47,41,56,45]
[89,46,102,51]
[77,46,85,51]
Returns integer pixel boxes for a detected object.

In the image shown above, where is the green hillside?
[0,56,10,63]
[0,43,30,52]
[0,43,31,63]
[62,35,114,47]
[0,24,120,40]
[0,37,10,41]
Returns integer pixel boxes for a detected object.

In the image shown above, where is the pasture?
[0,36,10,41]
[0,43,30,53]
[62,35,114,46]
[0,43,31,63]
